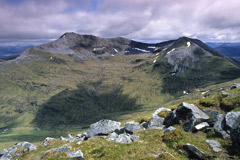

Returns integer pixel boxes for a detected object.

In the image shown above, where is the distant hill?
[0,45,33,61]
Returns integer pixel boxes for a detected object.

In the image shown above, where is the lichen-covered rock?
[43,137,55,146]
[0,142,36,160]
[224,112,240,132]
[175,103,209,132]
[67,150,84,159]
[147,115,165,129]
[214,114,230,139]
[183,143,206,160]
[230,116,240,149]
[87,120,121,137]
[124,121,143,134]
[202,110,220,127]
[40,146,72,160]
[164,126,176,134]
[230,83,240,90]
[205,140,222,152]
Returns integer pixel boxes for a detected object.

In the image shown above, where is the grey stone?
[115,134,132,144]
[147,115,165,129]
[205,140,222,152]
[109,132,118,139]
[183,143,206,160]
[214,114,230,139]
[230,83,240,90]
[194,122,209,131]
[225,112,240,132]
[40,146,72,160]
[221,91,232,96]
[43,137,55,146]
[140,122,148,129]
[152,107,171,117]
[164,110,178,127]
[164,126,176,134]
[175,103,209,132]
[230,116,240,149]
[129,135,139,142]
[76,141,82,145]
[124,121,143,134]
[203,110,220,126]
[87,120,121,137]
[67,150,84,159]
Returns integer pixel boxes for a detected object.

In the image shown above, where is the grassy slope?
[13,89,240,159]
[0,49,240,150]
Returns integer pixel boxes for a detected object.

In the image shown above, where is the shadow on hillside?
[33,84,142,128]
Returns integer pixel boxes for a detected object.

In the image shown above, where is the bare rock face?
[87,119,121,137]
[183,143,206,160]
[175,103,209,132]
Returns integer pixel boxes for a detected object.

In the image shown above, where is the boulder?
[67,150,84,159]
[0,142,36,160]
[147,116,165,129]
[43,137,55,146]
[205,140,222,152]
[40,146,72,160]
[230,83,240,90]
[107,133,139,144]
[164,126,176,134]
[175,103,209,132]
[224,112,240,132]
[194,122,209,131]
[202,110,220,127]
[164,110,179,127]
[87,120,121,137]
[124,121,143,134]
[183,143,206,160]
[230,116,240,149]
[152,107,171,117]
[214,114,230,139]
[76,132,88,141]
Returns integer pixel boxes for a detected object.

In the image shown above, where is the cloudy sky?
[0,0,240,45]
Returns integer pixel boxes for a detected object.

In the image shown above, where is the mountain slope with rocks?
[0,32,240,153]
[1,85,239,160]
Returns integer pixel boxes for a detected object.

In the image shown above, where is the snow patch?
[183,90,189,95]
[148,46,156,49]
[111,54,115,56]
[133,48,149,53]
[201,90,209,95]
[153,60,156,63]
[187,42,191,47]
[167,48,175,55]
[156,53,160,56]
[171,73,176,76]
[125,51,129,53]
[114,48,118,53]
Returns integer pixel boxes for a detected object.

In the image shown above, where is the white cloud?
[0,0,239,44]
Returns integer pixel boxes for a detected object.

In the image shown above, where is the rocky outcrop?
[230,116,240,149]
[40,146,72,160]
[67,150,84,159]
[205,140,222,152]
[124,121,143,134]
[230,83,240,90]
[107,133,139,144]
[203,110,220,127]
[214,114,230,139]
[163,126,176,135]
[87,120,121,137]
[183,143,206,160]
[171,103,209,132]
[147,107,171,129]
[0,142,36,160]
[42,137,55,146]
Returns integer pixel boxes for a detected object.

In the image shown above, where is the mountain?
[0,33,240,149]
[214,44,240,60]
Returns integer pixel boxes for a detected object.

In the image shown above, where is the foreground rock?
[214,114,230,139]
[87,120,121,137]
[205,140,222,152]
[175,103,209,132]
[203,110,220,127]
[67,150,84,159]
[230,116,240,149]
[183,143,206,160]
[0,142,37,160]
[43,137,55,146]
[148,107,171,129]
[224,112,240,132]
[107,133,139,144]
[230,83,240,90]
[163,126,176,135]
[40,146,72,160]
[124,121,143,134]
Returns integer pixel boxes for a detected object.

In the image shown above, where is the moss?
[157,153,177,160]
[163,129,183,149]
[157,110,171,118]
[135,116,151,124]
